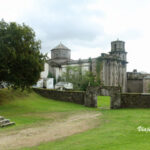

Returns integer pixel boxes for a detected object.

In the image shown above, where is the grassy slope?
[1,89,150,150]
[0,89,92,132]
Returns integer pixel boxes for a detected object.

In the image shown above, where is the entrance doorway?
[85,86,121,108]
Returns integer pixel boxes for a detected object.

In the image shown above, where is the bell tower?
[110,39,127,61]
[109,39,127,92]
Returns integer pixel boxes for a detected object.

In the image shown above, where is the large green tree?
[0,19,45,90]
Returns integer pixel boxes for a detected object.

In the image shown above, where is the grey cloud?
[19,0,105,52]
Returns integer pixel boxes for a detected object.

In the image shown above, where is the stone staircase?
[0,116,15,128]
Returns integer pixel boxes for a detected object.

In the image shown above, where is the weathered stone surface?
[0,122,15,128]
[34,87,122,109]
[121,93,150,108]
[127,79,143,93]
[33,88,85,105]
[143,77,150,93]
[0,116,15,128]
[84,86,121,109]
[0,119,10,125]
[127,70,150,93]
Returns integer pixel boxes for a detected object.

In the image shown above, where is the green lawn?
[1,89,150,150]
[22,110,150,150]
[97,96,110,108]
[0,89,92,131]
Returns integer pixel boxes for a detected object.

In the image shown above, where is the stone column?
[84,90,97,107]
[110,88,121,109]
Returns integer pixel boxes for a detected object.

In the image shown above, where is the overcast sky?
[0,0,150,72]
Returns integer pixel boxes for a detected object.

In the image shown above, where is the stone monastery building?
[41,40,127,92]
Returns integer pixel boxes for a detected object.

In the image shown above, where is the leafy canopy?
[61,66,101,91]
[0,19,45,90]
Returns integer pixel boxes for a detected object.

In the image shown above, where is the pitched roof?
[52,42,70,50]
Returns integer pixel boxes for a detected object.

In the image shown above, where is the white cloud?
[0,0,150,72]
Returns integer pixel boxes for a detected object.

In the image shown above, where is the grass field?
[0,89,150,150]
[0,89,91,130]
[97,96,110,108]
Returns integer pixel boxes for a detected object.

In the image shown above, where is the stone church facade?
[41,40,127,92]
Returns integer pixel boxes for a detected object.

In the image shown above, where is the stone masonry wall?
[127,79,143,93]
[143,78,150,93]
[33,88,85,105]
[85,86,121,109]
[33,88,150,109]
[121,93,150,108]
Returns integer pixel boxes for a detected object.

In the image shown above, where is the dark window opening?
[114,44,117,50]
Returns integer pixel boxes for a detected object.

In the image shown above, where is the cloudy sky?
[0,0,150,72]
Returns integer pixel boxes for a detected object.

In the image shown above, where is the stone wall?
[143,78,150,93]
[85,86,121,109]
[127,79,143,93]
[33,88,85,105]
[121,93,150,108]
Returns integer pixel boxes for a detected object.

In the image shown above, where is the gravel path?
[0,111,101,150]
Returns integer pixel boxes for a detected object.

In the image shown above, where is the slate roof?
[51,43,70,50]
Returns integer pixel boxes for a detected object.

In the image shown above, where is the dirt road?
[0,111,101,150]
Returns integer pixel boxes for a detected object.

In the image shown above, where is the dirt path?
[0,112,101,150]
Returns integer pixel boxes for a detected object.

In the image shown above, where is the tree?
[61,66,101,91]
[0,19,45,90]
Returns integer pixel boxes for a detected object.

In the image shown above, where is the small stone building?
[127,69,150,93]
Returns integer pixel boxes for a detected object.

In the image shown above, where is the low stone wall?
[121,93,150,108]
[85,86,121,109]
[33,88,85,105]
[34,88,150,109]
